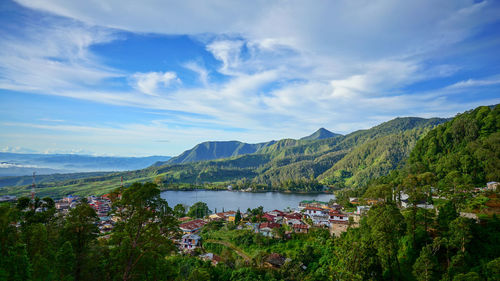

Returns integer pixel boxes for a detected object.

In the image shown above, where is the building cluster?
[54,194,115,234]
[174,199,369,252]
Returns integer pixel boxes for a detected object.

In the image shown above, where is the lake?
[161,190,335,212]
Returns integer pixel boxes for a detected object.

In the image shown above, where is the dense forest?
[1,182,499,280]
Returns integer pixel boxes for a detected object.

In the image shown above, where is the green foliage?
[187,201,211,218]
[173,203,186,218]
[408,105,500,195]
[108,182,178,280]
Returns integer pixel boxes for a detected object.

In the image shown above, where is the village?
[3,180,497,268]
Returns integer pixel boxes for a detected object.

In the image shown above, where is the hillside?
[162,140,275,165]
[0,116,449,198]
[160,128,341,165]
[407,105,500,190]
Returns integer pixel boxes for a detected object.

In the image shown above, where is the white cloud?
[1,146,37,153]
[131,71,180,96]
[206,40,244,75]
[183,61,209,85]
[0,15,120,94]
[2,0,500,155]
[447,76,500,89]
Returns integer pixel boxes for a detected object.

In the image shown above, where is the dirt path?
[205,239,251,262]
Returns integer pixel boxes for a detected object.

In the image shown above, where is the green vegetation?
[187,202,211,218]
[2,176,500,280]
[0,116,447,198]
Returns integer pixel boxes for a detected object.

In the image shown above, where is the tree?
[56,241,75,281]
[108,182,178,281]
[452,272,481,281]
[413,244,437,281]
[235,209,242,224]
[173,204,186,218]
[62,200,99,281]
[449,217,472,253]
[437,200,458,232]
[187,202,210,218]
[367,202,406,279]
[486,257,500,281]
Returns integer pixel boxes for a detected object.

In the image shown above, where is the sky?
[0,0,499,157]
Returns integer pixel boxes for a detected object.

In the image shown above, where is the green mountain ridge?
[162,128,340,165]
[0,115,453,197]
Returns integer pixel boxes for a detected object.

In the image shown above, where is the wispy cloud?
[446,76,500,89]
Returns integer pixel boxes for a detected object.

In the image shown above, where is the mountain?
[0,115,451,198]
[162,140,276,165]
[300,128,340,140]
[0,153,171,176]
[159,128,340,165]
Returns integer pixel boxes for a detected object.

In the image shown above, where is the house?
[178,216,191,222]
[349,197,359,205]
[211,211,236,222]
[330,204,342,211]
[259,222,280,237]
[356,205,370,215]
[303,207,327,216]
[285,218,302,227]
[208,213,224,221]
[55,200,70,211]
[262,213,277,222]
[298,200,330,210]
[181,233,201,250]
[179,219,207,234]
[292,223,309,233]
[487,182,499,191]
[284,212,302,220]
[200,253,222,265]
[304,207,330,226]
[268,209,285,217]
[329,211,348,224]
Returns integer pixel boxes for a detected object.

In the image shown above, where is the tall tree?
[62,200,99,281]
[108,182,178,281]
[412,244,437,281]
[235,209,242,224]
[367,202,406,279]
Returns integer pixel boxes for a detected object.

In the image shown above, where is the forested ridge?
[0,117,447,198]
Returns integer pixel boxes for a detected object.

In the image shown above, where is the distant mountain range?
[0,116,455,197]
[0,153,171,176]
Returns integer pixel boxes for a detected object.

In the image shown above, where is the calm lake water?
[161,190,335,212]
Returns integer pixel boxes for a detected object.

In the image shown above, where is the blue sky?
[0,0,499,156]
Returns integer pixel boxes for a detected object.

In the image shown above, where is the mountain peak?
[300,128,340,141]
